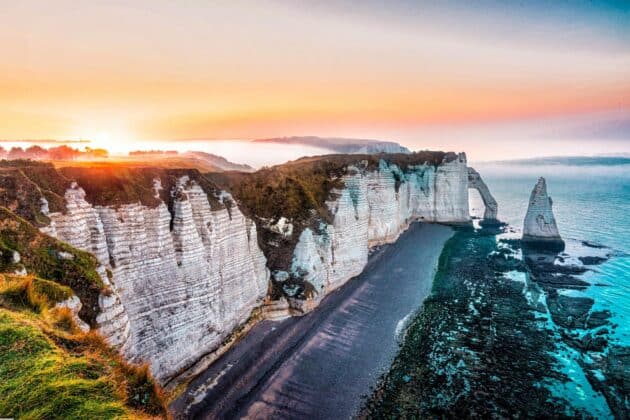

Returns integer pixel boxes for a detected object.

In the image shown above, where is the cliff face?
[42,177,269,383]
[2,154,496,385]
[279,154,470,310]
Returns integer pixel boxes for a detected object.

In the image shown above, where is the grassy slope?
[0,309,128,419]
[0,273,166,419]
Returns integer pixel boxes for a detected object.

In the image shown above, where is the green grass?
[0,278,166,419]
[0,309,129,419]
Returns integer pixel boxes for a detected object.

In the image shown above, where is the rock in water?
[522,177,565,251]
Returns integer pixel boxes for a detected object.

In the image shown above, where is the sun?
[70,125,137,155]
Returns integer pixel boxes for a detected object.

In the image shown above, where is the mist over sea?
[111,140,333,168]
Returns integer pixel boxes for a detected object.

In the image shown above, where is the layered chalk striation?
[41,172,269,383]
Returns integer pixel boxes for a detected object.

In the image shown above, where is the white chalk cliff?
[522,177,564,248]
[42,178,269,383]
[34,154,497,384]
[283,154,475,310]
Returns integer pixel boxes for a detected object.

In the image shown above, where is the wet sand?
[172,222,453,419]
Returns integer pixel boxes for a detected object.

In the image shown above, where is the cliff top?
[0,151,458,219]
[209,150,460,221]
[0,161,229,222]
[283,150,459,170]
[59,166,225,210]
[0,161,70,225]
[207,150,462,279]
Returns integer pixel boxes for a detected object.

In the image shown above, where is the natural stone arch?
[467,167,498,222]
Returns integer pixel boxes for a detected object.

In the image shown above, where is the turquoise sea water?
[473,162,630,417]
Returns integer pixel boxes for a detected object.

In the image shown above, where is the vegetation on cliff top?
[59,166,224,210]
[211,151,455,222]
[0,160,70,225]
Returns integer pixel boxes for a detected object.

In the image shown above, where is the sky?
[1,0,629,160]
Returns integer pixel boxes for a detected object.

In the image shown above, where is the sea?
[364,157,630,418]
[478,160,630,418]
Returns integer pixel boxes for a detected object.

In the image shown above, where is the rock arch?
[467,167,498,222]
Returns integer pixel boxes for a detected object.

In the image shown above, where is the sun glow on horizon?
[67,124,137,154]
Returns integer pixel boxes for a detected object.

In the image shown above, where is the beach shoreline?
[171,222,453,419]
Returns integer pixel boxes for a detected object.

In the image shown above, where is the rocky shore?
[363,222,628,418]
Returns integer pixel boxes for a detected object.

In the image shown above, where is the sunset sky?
[1,0,629,160]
